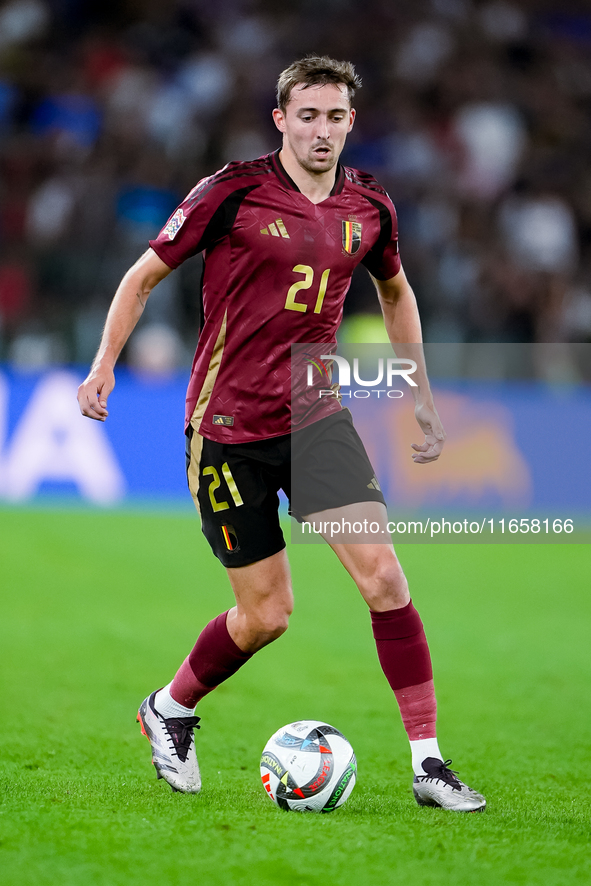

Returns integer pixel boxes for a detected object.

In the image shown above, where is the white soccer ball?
[260,720,357,813]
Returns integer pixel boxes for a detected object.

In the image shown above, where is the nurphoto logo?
[305,354,417,400]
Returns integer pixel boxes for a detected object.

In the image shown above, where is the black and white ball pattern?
[260,720,357,813]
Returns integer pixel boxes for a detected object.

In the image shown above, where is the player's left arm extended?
[372,266,446,464]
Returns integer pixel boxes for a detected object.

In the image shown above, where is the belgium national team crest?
[342,220,362,255]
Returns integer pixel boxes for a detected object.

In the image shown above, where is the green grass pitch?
[0,507,589,886]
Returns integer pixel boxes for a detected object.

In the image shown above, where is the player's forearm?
[92,249,168,371]
[92,275,148,371]
[78,248,173,420]
[376,276,434,408]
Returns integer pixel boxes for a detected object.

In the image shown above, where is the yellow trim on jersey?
[190,309,228,433]
[187,431,204,515]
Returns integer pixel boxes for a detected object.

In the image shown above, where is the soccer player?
[78,57,485,812]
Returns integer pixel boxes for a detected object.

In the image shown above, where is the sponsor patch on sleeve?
[163,208,186,241]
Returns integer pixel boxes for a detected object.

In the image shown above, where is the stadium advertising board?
[0,344,590,543]
[0,368,186,505]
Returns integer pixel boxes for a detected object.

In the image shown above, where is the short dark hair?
[276,56,362,113]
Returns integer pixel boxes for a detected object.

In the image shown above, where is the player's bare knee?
[358,558,409,611]
[244,602,291,645]
[260,607,291,640]
[267,621,289,642]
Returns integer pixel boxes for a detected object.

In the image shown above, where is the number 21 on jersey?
[284,265,330,314]
[203,463,243,512]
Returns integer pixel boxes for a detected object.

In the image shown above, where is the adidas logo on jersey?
[260,219,290,239]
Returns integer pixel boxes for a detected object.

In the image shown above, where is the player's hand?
[411,401,446,464]
[77,366,115,421]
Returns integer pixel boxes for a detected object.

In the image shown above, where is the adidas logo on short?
[261,218,290,238]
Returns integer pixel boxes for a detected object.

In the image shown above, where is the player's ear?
[272,108,286,133]
[348,108,356,132]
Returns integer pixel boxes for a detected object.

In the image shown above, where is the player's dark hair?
[276,56,361,112]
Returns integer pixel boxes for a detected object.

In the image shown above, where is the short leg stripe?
[187,431,205,515]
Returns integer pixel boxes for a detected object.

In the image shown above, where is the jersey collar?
[271,148,345,197]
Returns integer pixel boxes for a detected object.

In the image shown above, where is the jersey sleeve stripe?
[189,157,272,204]
[359,193,400,280]
[196,184,262,252]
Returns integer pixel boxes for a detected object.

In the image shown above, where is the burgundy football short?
[185,409,386,568]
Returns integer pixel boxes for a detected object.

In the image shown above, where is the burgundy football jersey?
[149,150,401,443]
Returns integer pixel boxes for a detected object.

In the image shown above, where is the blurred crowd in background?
[1,0,591,374]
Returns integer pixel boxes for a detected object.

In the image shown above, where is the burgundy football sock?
[393,679,437,741]
[168,658,212,708]
[169,611,253,708]
[371,602,437,740]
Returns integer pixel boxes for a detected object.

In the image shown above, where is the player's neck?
[278,149,337,205]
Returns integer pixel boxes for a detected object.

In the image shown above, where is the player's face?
[273,83,355,176]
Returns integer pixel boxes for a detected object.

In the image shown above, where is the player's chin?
[308,152,335,170]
